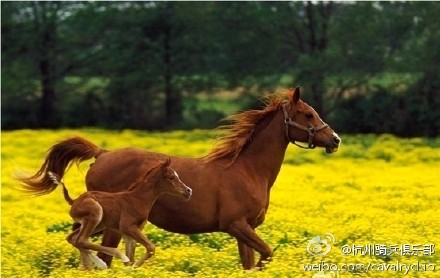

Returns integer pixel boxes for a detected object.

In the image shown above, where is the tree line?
[2,1,439,136]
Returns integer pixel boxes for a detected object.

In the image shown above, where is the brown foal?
[47,158,192,270]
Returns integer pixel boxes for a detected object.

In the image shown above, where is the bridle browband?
[282,103,329,149]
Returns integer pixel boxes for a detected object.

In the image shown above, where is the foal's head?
[282,87,341,153]
[144,157,192,200]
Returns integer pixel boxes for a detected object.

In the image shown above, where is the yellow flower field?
[1,129,439,277]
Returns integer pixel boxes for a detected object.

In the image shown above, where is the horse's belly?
[148,197,219,234]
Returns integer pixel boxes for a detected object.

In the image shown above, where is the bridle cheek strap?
[282,104,328,149]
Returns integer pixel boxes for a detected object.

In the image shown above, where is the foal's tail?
[47,172,74,205]
[17,136,104,196]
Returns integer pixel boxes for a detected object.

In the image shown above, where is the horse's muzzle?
[325,133,341,154]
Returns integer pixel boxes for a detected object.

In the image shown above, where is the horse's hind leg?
[237,240,255,269]
[227,219,272,269]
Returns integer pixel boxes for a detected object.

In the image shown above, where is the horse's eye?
[305,113,314,120]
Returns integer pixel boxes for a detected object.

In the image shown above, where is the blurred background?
[2,1,439,136]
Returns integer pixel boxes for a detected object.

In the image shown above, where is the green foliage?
[1,2,439,135]
[46,222,73,233]
[333,88,440,137]
[34,251,63,276]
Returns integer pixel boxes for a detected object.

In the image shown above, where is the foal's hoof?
[132,260,146,269]
[89,254,108,270]
[123,261,134,266]
[132,263,141,269]
[121,254,130,263]
[80,265,93,271]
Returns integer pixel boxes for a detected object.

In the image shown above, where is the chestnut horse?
[20,87,341,269]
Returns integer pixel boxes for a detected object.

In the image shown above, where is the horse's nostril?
[334,136,341,144]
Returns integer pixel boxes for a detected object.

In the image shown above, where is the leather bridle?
[282,103,329,149]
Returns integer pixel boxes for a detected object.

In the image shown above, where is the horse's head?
[282,87,340,153]
[158,157,192,200]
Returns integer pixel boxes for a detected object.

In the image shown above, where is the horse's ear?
[289,87,301,105]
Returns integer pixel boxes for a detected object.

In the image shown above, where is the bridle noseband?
[282,103,328,149]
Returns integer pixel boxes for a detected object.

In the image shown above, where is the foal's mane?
[203,92,288,165]
[127,162,163,191]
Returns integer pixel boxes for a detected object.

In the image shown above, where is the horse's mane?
[203,92,288,165]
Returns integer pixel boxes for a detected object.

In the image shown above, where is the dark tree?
[33,2,60,127]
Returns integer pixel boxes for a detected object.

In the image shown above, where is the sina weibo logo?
[307,232,335,256]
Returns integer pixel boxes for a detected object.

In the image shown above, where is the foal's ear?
[288,87,301,105]
[162,157,171,169]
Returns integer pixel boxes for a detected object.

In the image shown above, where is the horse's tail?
[17,136,104,196]
[47,171,74,205]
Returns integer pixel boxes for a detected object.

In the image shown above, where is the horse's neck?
[238,109,289,187]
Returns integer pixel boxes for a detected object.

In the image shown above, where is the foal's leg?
[72,200,129,264]
[123,235,136,264]
[67,228,98,270]
[237,240,255,270]
[74,225,129,264]
[227,219,272,269]
[79,250,93,270]
[68,219,108,270]
[87,253,108,269]
[78,250,107,270]
[120,226,155,268]
[97,229,122,266]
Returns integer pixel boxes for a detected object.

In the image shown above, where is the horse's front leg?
[227,219,272,269]
[237,240,255,270]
